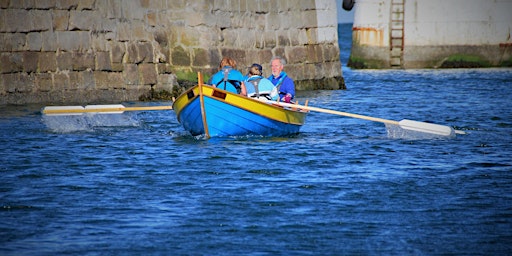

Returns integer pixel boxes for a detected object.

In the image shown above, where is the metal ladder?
[390,0,405,68]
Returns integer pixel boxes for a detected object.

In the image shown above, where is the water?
[1,25,512,255]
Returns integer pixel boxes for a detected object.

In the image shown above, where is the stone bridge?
[0,0,345,105]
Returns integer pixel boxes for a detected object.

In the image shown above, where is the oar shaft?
[273,101,399,125]
[42,105,172,114]
[273,101,463,136]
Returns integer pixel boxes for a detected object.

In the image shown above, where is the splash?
[42,113,139,133]
[385,123,455,140]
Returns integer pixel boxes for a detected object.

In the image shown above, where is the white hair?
[271,56,286,66]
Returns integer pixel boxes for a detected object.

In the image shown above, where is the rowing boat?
[172,76,308,138]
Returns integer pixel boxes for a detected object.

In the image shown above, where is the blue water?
[2,25,512,255]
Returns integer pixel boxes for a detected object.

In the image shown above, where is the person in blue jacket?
[268,56,295,103]
[208,57,247,96]
[244,63,278,101]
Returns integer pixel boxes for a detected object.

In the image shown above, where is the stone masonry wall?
[0,0,344,105]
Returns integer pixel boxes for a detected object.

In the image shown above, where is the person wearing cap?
[208,57,247,96]
[244,63,278,100]
[268,56,295,103]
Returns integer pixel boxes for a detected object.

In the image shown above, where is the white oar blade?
[84,104,125,114]
[42,106,84,116]
[398,119,455,137]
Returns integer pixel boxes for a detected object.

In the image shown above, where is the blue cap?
[250,63,263,73]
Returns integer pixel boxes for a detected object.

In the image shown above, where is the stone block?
[273,48,285,60]
[277,34,289,47]
[121,0,145,20]
[0,0,9,8]
[78,31,91,50]
[53,72,71,90]
[0,33,25,51]
[3,73,14,93]
[262,31,276,48]
[56,1,78,10]
[258,49,273,67]
[237,30,257,48]
[93,71,110,90]
[146,11,158,27]
[35,73,53,92]
[82,69,95,89]
[116,22,132,42]
[69,10,96,31]
[31,10,52,32]
[111,63,124,72]
[4,73,35,93]
[306,44,322,63]
[305,28,317,44]
[167,0,189,10]
[57,31,81,51]
[1,53,23,73]
[155,73,176,92]
[316,9,336,28]
[56,51,73,71]
[139,42,154,63]
[91,33,108,51]
[109,42,125,63]
[27,32,42,51]
[23,52,39,73]
[123,64,139,85]
[0,10,7,32]
[209,49,221,67]
[109,72,125,89]
[126,43,140,64]
[99,0,121,19]
[77,0,95,10]
[131,22,151,42]
[301,10,317,28]
[220,48,246,64]
[0,54,7,74]
[41,31,58,51]
[95,51,112,71]
[71,52,95,71]
[35,0,57,9]
[296,28,309,45]
[171,46,190,66]
[319,44,335,62]
[157,63,172,74]
[52,10,69,30]
[69,71,83,90]
[3,9,29,32]
[286,46,308,64]
[139,64,157,85]
[192,48,210,67]
[266,13,281,30]
[39,52,57,72]
[317,27,337,43]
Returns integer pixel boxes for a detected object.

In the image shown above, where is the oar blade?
[84,104,125,114]
[42,106,85,116]
[398,119,455,137]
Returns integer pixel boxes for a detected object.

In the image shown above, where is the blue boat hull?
[173,85,307,137]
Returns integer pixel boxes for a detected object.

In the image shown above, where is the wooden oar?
[197,72,210,138]
[270,101,465,137]
[42,104,172,115]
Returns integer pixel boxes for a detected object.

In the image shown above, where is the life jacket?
[216,67,242,94]
[246,76,277,100]
[268,72,288,98]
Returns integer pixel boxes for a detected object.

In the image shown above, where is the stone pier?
[0,0,345,105]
